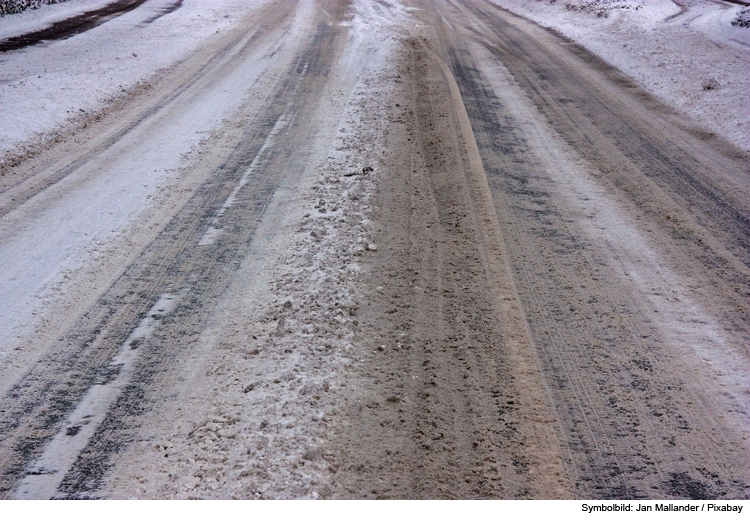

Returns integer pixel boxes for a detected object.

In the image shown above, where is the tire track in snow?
[0,4,286,219]
[0,0,351,498]
[423,0,750,498]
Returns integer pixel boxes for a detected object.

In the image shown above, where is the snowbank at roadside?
[0,0,268,165]
[492,0,750,152]
[0,0,113,39]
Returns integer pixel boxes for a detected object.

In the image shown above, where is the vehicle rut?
[418,0,750,499]
[0,2,293,219]
[329,35,570,500]
[0,0,351,498]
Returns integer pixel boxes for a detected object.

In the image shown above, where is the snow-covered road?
[0,0,748,499]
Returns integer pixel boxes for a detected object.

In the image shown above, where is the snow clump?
[732,8,750,28]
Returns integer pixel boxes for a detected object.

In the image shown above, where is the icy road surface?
[0,0,748,499]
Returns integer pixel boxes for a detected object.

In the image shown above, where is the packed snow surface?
[2,0,747,164]
[492,0,750,152]
[1,0,749,500]
[0,0,263,163]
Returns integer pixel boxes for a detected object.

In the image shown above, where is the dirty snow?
[0,0,269,164]
[0,0,279,391]
[0,1,113,39]
[104,10,398,498]
[1,0,749,500]
[493,0,750,152]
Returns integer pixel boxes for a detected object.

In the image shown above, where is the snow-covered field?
[492,0,750,152]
